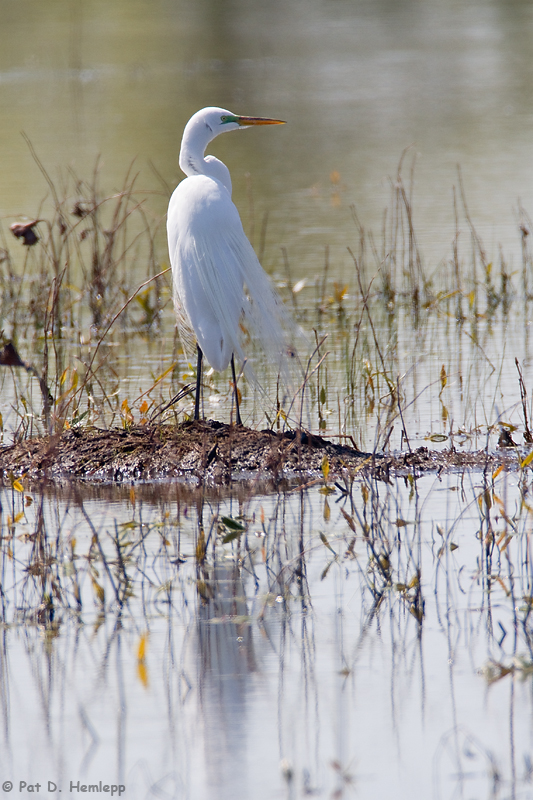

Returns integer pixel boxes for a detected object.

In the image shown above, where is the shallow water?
[2,2,533,798]
[1,470,533,798]
[1,0,532,266]
[1,466,533,798]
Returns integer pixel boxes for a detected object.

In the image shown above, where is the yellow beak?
[237,116,286,126]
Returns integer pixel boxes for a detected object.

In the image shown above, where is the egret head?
[179,107,286,179]
[185,107,285,139]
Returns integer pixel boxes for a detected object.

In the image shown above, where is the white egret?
[167,106,290,424]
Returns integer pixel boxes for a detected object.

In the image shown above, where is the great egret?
[167,106,289,424]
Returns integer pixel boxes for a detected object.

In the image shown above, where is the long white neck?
[179,115,232,193]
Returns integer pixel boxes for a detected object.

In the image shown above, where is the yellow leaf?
[494,576,510,596]
[345,537,356,558]
[353,456,372,474]
[379,554,390,570]
[323,497,331,521]
[197,579,210,600]
[92,578,105,605]
[492,493,505,511]
[196,529,206,563]
[496,533,512,553]
[321,456,330,483]
[137,634,148,661]
[478,488,492,510]
[140,400,149,414]
[440,364,447,391]
[121,398,134,427]
[492,464,505,480]
[137,661,149,689]
[340,507,356,533]
[521,450,533,469]
[153,362,178,385]
[12,479,24,493]
[119,520,139,530]
[333,282,348,304]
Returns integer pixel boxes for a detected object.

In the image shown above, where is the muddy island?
[0,420,518,488]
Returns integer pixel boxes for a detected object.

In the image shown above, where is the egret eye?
[220,115,233,124]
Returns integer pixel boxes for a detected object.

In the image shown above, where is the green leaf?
[221,516,246,531]
[426,433,448,443]
[319,531,336,554]
[222,530,241,544]
[321,560,334,580]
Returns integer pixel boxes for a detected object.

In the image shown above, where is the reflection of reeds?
[1,456,533,793]
[2,147,533,795]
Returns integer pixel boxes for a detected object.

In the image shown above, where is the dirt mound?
[0,420,513,488]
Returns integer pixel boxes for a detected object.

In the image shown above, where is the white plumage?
[167,106,290,421]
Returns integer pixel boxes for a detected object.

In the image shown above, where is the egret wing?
[168,174,294,381]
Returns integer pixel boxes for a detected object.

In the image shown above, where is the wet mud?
[0,420,520,491]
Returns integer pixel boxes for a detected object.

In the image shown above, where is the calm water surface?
[1,474,533,799]
[1,0,532,266]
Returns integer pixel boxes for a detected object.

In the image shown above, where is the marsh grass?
[0,150,532,455]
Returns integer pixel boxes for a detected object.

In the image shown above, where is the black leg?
[194,345,203,421]
[231,354,242,426]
